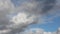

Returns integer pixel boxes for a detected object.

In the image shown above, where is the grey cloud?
[34,0,56,14]
[6,0,57,34]
[15,0,56,15]
[0,0,15,34]
[0,0,60,34]
[11,0,60,34]
[0,0,14,25]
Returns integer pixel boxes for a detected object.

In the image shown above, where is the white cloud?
[52,31,57,34]
[58,27,60,30]
[22,28,44,34]
[10,13,36,25]
[0,29,11,34]
[44,32,52,34]
[44,32,48,34]
[0,0,14,10]
[20,27,60,34]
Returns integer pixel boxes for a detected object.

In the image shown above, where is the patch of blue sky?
[27,15,60,32]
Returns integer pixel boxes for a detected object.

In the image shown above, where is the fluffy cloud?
[10,13,37,25]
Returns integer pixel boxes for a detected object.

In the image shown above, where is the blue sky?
[11,0,60,32]
[28,13,60,32]
[27,14,60,32]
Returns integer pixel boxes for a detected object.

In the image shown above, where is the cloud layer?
[0,0,60,34]
[20,28,60,34]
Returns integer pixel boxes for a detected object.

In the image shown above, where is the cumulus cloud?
[10,13,37,25]
[6,12,38,34]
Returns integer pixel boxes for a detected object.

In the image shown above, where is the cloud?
[10,13,37,25]
[15,0,56,15]
[20,28,56,34]
[0,0,13,9]
[20,28,44,34]
[0,0,60,34]
[0,0,14,25]
[0,29,11,34]
[0,0,15,34]
[58,27,60,30]
[20,27,60,34]
[44,32,52,34]
[52,32,57,34]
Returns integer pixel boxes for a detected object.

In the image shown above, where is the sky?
[28,14,60,32]
[0,0,60,34]
[11,0,60,32]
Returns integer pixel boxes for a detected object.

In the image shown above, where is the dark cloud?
[15,0,56,15]
[33,0,56,14]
